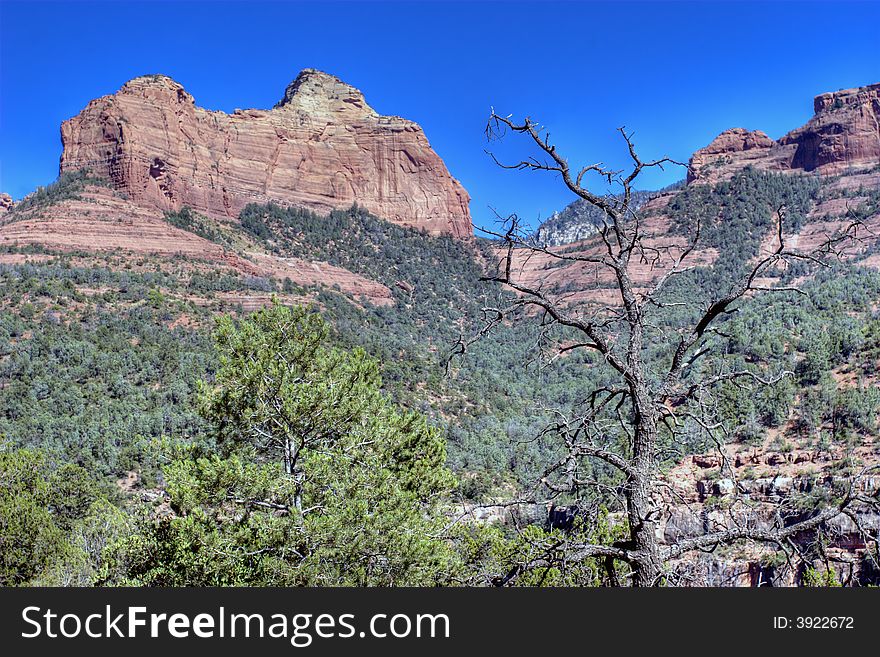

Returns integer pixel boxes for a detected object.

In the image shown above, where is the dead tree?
[452,111,879,587]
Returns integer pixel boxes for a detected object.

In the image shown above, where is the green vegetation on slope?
[1,167,880,585]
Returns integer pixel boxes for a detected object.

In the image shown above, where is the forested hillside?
[2,161,880,585]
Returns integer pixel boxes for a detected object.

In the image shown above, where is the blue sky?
[1,1,879,233]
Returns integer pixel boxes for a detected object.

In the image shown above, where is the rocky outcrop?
[781,83,880,174]
[658,439,880,586]
[687,128,787,183]
[689,83,880,183]
[537,83,880,244]
[701,127,776,154]
[59,70,472,238]
[0,193,13,215]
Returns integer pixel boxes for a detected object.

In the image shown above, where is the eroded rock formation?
[60,70,472,237]
[689,83,880,183]
[0,193,13,215]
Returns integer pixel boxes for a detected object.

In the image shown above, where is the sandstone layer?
[0,185,392,306]
[59,70,471,237]
[689,83,880,183]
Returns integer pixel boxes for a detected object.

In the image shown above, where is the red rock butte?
[688,82,880,183]
[59,69,473,238]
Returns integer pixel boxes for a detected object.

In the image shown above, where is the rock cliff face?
[689,83,880,183]
[59,70,472,238]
